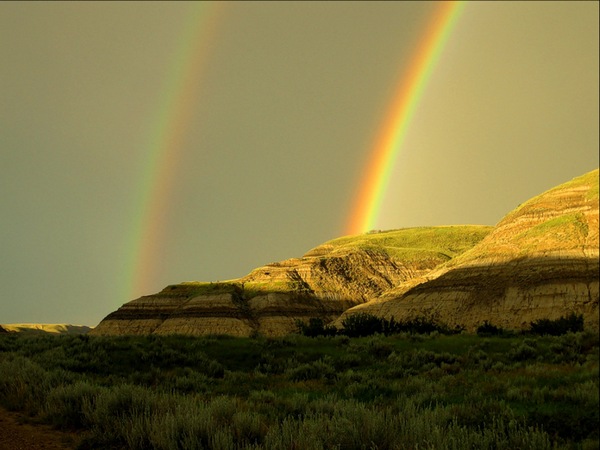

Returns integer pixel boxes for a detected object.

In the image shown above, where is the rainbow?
[122,2,225,301]
[346,1,465,235]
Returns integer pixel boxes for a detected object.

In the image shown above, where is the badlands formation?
[91,226,491,336]
[92,169,599,336]
[340,169,599,331]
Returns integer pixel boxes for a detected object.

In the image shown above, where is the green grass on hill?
[558,169,599,201]
[503,169,599,224]
[310,226,493,262]
[515,212,590,247]
[157,281,242,297]
[149,226,493,298]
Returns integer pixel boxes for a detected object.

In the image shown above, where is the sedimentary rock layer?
[91,226,491,336]
[341,169,600,331]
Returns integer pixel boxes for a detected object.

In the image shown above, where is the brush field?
[0,329,598,449]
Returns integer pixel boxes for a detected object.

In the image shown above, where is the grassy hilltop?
[305,225,492,261]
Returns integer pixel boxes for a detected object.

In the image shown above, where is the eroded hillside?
[341,169,599,331]
[91,226,491,336]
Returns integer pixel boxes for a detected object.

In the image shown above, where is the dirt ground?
[0,407,80,450]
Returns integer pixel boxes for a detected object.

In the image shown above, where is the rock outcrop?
[91,226,491,336]
[340,169,599,331]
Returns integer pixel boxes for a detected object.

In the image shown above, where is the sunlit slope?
[91,226,491,337]
[342,169,599,331]
[304,225,493,261]
[1,324,92,335]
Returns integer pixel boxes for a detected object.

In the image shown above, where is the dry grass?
[0,324,92,335]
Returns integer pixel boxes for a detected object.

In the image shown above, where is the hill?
[90,226,491,336]
[0,324,93,335]
[339,169,599,331]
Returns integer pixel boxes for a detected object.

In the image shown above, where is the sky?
[1,1,598,326]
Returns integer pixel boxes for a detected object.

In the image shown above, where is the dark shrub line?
[296,313,463,338]
[528,313,584,336]
[298,313,586,338]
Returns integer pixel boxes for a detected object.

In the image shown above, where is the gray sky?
[1,2,598,326]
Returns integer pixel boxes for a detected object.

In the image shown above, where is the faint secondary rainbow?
[122,3,225,301]
[346,1,465,235]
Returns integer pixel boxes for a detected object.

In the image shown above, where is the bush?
[286,357,336,381]
[1,330,597,448]
[340,313,461,337]
[509,341,538,361]
[45,381,102,429]
[529,313,584,336]
[340,313,384,337]
[0,355,62,414]
[401,316,463,335]
[295,318,337,337]
[299,313,461,338]
[477,321,504,336]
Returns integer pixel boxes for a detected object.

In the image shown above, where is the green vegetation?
[515,213,589,248]
[159,281,242,297]
[529,313,585,336]
[145,226,493,304]
[504,169,599,223]
[558,169,599,201]
[476,321,505,337]
[297,313,586,340]
[297,313,463,338]
[1,325,597,449]
[310,226,493,262]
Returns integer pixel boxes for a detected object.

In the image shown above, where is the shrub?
[340,313,384,337]
[169,370,210,393]
[340,313,462,337]
[366,336,394,359]
[45,381,102,429]
[2,330,597,448]
[448,398,515,429]
[401,316,463,335]
[477,321,504,336]
[295,318,337,337]
[203,359,225,378]
[286,357,336,382]
[0,355,60,414]
[508,341,538,361]
[529,313,584,336]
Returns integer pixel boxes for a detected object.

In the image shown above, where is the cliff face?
[91,226,491,336]
[341,170,599,331]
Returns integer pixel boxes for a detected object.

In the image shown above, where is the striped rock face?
[90,226,491,337]
[341,169,599,331]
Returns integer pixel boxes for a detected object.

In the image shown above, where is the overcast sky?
[1,1,598,326]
